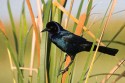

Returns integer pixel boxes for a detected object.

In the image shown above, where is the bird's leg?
[60,54,68,69]
[58,54,68,76]
[59,56,74,75]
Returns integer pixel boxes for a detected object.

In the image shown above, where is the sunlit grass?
[0,0,125,83]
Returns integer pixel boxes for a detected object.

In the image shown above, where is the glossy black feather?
[42,21,118,56]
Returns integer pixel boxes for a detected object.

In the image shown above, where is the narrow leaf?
[7,0,19,54]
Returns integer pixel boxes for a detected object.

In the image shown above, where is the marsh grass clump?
[0,0,125,83]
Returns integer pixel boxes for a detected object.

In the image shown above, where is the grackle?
[41,21,118,75]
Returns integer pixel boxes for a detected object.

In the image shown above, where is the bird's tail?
[93,45,118,56]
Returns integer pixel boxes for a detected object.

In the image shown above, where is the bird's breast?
[51,35,68,52]
[50,34,82,55]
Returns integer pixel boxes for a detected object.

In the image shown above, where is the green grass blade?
[79,1,113,82]
[0,19,23,82]
[52,1,65,82]
[73,0,85,32]
[47,1,62,83]
[43,0,52,26]
[84,0,93,26]
[18,2,26,82]
[39,33,47,83]
[87,0,114,66]
[83,1,113,82]
[106,23,125,46]
[103,40,125,46]
[42,0,65,83]
[38,0,52,83]
[79,41,95,83]
[60,0,67,22]
[7,0,23,82]
[2,34,24,83]
[68,61,75,83]
[7,42,23,83]
[7,0,19,54]
[48,44,57,83]
[19,0,27,68]
[41,0,45,4]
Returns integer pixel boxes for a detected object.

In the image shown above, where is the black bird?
[41,21,118,74]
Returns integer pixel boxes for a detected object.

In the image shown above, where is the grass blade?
[7,0,19,54]
[102,59,125,83]
[74,13,86,35]
[7,42,24,83]
[41,0,45,4]
[84,0,93,26]
[19,0,27,71]
[53,0,105,46]
[62,0,75,82]
[113,70,125,83]
[65,0,74,29]
[0,19,23,83]
[47,1,63,83]
[0,20,7,38]
[26,0,40,66]
[85,0,117,83]
[72,13,86,82]
[73,0,85,32]
[107,23,125,46]
[103,40,125,46]
[7,0,24,82]
[38,0,52,83]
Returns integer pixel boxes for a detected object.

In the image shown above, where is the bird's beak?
[41,28,48,32]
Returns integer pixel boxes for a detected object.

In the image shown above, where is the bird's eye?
[49,27,52,29]
[54,27,56,30]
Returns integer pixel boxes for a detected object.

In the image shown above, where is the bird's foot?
[57,67,69,77]
[61,67,69,74]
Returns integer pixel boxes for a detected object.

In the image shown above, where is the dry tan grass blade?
[85,0,117,82]
[0,20,7,37]
[113,70,125,83]
[26,0,40,67]
[75,13,86,35]
[101,59,125,83]
[53,0,105,46]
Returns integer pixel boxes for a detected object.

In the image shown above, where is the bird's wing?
[61,31,88,45]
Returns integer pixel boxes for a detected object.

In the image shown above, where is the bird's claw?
[61,67,69,74]
[57,68,69,77]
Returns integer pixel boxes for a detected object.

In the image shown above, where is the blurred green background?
[0,0,125,83]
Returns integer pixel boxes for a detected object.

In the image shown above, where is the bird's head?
[41,21,63,34]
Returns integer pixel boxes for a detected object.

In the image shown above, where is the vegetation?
[0,0,125,83]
